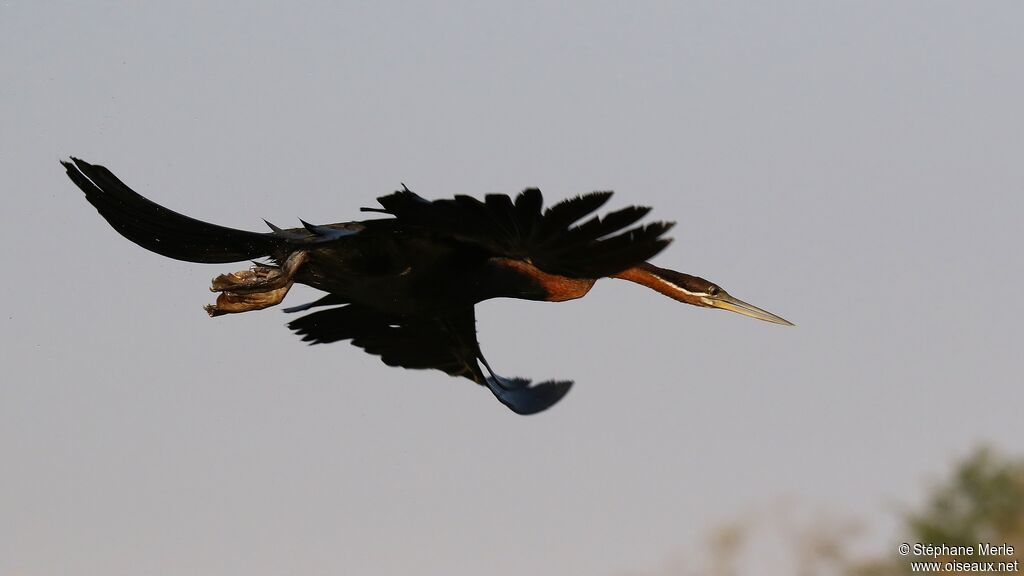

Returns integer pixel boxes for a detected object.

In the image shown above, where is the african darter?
[62,158,791,415]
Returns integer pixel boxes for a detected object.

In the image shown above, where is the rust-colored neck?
[611,263,704,306]
[489,257,596,302]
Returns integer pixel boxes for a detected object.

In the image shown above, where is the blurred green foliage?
[624,447,1023,575]
[908,447,1024,550]
[850,447,1023,576]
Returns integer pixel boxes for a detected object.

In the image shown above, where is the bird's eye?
[708,285,720,297]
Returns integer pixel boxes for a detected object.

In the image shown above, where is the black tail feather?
[62,157,285,263]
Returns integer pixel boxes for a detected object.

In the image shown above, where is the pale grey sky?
[2,2,1022,575]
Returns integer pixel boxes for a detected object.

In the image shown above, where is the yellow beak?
[709,291,794,326]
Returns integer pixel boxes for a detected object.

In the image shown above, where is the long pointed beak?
[710,291,794,326]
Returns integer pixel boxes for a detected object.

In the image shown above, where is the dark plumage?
[63,157,791,415]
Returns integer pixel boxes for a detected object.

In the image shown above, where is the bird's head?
[613,263,793,326]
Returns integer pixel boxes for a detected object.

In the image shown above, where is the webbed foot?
[205,251,308,316]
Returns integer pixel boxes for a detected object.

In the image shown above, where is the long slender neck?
[611,263,705,305]
[483,257,596,302]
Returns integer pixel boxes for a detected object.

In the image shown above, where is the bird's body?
[62,158,791,414]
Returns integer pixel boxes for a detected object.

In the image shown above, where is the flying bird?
[62,157,791,415]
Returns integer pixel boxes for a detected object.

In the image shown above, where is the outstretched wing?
[363,188,674,278]
[286,302,571,414]
[288,302,479,380]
